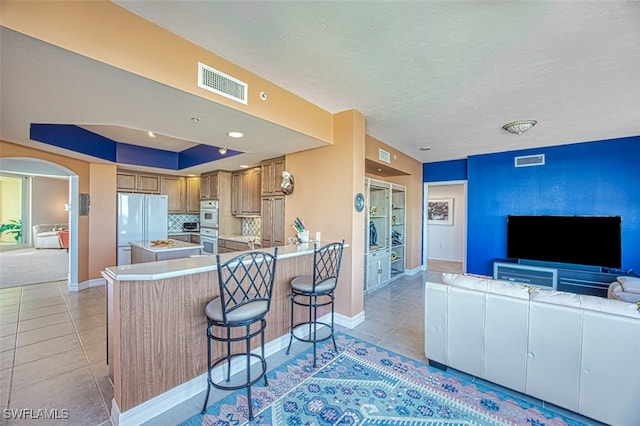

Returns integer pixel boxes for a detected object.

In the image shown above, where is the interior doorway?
[0,157,79,289]
[423,181,467,273]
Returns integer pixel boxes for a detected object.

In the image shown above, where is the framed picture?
[427,198,453,225]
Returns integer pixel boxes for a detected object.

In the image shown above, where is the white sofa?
[32,224,67,249]
[425,273,640,426]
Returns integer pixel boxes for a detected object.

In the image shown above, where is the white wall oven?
[200,227,218,255]
[200,200,218,229]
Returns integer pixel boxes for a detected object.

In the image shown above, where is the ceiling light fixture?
[503,120,537,135]
[227,131,243,138]
[239,165,249,169]
[218,147,227,155]
[147,131,156,138]
[191,117,200,123]
[420,146,432,151]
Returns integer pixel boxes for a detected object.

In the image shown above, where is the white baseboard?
[112,318,368,425]
[405,266,422,276]
[67,277,105,292]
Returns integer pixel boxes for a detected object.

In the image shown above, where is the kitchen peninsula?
[102,242,347,425]
[129,240,203,263]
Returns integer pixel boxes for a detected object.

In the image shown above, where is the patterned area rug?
[183,333,587,426]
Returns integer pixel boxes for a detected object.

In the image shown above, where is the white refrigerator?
[117,193,168,265]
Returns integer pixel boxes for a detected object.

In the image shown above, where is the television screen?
[506,215,622,268]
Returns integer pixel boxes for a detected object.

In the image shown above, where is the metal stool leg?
[286,294,295,355]
[201,326,212,414]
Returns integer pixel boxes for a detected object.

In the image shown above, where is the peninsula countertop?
[130,240,203,253]
[105,243,336,281]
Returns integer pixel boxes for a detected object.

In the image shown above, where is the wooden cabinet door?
[241,169,252,214]
[117,171,137,192]
[209,173,219,199]
[260,197,273,247]
[261,157,285,196]
[161,176,186,213]
[199,174,210,199]
[271,196,285,246]
[231,171,242,215]
[186,177,200,213]
[250,168,262,214]
[137,174,160,193]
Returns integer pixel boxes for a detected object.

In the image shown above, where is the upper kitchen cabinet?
[186,177,200,214]
[160,176,186,213]
[261,156,285,196]
[232,167,261,216]
[117,170,160,194]
[200,172,219,200]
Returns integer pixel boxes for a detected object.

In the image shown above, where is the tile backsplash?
[168,214,199,233]
[243,217,261,236]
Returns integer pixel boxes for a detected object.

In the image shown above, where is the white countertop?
[104,243,341,281]
[130,240,203,253]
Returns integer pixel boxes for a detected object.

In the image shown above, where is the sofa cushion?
[441,273,488,291]
[581,293,640,318]
[529,289,581,308]
[617,276,640,294]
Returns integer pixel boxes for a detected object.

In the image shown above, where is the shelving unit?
[390,185,406,278]
[365,178,406,292]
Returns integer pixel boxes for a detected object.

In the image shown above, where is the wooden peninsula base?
[102,243,346,423]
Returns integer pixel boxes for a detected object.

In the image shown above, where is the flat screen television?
[506,215,622,268]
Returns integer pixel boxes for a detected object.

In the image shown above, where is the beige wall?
[285,110,366,318]
[32,176,68,226]
[88,163,117,278]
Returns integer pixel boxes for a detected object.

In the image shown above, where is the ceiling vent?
[198,62,247,105]
[515,154,545,168]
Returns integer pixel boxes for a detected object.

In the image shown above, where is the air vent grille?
[515,154,545,167]
[198,62,247,104]
[378,149,391,164]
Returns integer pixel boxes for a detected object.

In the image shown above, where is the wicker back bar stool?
[286,240,344,367]
[201,248,278,419]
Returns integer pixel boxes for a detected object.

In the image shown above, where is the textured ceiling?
[115,0,640,163]
[1,1,639,176]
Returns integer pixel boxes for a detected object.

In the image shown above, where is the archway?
[0,157,79,289]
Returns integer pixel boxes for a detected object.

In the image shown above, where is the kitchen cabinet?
[261,156,285,196]
[261,195,285,248]
[200,172,219,200]
[160,176,186,213]
[117,170,160,194]
[232,167,261,216]
[217,237,259,253]
[186,177,200,213]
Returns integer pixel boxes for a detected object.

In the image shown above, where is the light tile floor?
[1,271,603,425]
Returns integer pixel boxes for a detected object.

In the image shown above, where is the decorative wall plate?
[354,193,365,212]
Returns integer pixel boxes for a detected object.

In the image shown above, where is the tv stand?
[493,259,631,298]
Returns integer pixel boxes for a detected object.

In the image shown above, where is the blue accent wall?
[423,136,640,276]
[466,136,640,275]
[423,159,467,182]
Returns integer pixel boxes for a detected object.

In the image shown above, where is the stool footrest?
[207,353,267,391]
[290,321,334,344]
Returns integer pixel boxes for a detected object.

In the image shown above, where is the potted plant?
[0,219,22,243]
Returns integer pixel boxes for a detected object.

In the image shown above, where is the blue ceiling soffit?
[30,124,242,170]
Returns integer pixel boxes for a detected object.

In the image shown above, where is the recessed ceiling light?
[239,165,249,169]
[191,117,200,123]
[227,131,244,138]
[148,131,156,138]
[420,146,431,151]
[218,147,227,155]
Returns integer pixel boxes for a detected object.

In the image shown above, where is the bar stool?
[286,240,344,367]
[201,248,278,419]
